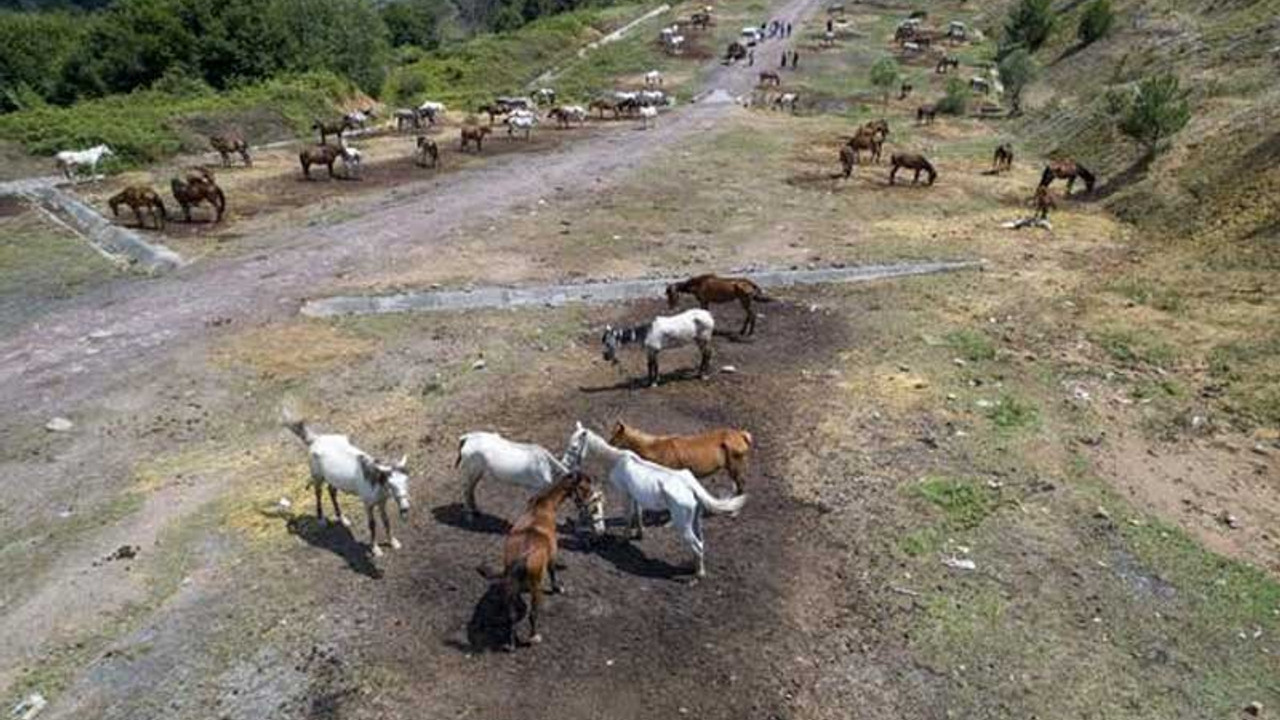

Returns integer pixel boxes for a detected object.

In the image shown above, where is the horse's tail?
[455,434,472,468]
[687,474,748,515]
[1038,165,1053,188]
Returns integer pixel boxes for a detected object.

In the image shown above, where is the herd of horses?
[284,271,766,650]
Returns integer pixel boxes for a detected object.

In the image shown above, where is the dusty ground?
[1,0,1278,718]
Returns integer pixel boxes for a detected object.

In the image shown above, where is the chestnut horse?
[1034,185,1055,219]
[843,119,889,165]
[889,152,936,186]
[992,143,1013,172]
[170,168,225,222]
[666,273,774,336]
[210,132,252,167]
[476,471,595,650]
[609,421,753,495]
[299,144,343,180]
[1039,159,1096,194]
[312,118,354,145]
[109,185,167,229]
[460,126,492,153]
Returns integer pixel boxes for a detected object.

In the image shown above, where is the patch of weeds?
[946,328,996,362]
[1092,329,1178,368]
[986,393,1040,430]
[1109,277,1186,313]
[898,525,945,556]
[1129,377,1183,401]
[912,476,1001,530]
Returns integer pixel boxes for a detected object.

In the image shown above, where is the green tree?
[1115,72,1191,154]
[1077,0,1114,46]
[997,48,1036,115]
[0,10,89,110]
[1001,0,1054,56]
[936,77,968,115]
[869,57,899,105]
[382,0,442,48]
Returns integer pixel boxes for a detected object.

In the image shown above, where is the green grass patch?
[1092,328,1178,368]
[0,211,121,334]
[0,72,357,166]
[1108,277,1186,313]
[913,476,1001,530]
[946,328,996,362]
[986,393,1040,430]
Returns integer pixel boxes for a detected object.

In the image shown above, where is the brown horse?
[477,103,510,125]
[1039,159,1096,194]
[992,143,1014,172]
[170,168,225,222]
[460,126,492,153]
[588,98,619,119]
[843,119,889,164]
[209,132,252,168]
[898,82,913,99]
[108,185,166,229]
[666,273,774,336]
[758,70,782,86]
[839,144,859,178]
[609,421,753,495]
[476,471,595,651]
[312,118,354,145]
[935,56,960,73]
[416,136,439,168]
[916,104,937,124]
[1034,185,1055,219]
[889,152,937,185]
[299,144,343,180]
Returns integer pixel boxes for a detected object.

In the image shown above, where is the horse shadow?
[284,514,383,579]
[578,369,711,394]
[562,528,689,581]
[431,503,511,535]
[444,581,530,653]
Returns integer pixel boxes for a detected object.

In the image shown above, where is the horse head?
[601,326,620,363]
[359,454,412,518]
[664,284,681,308]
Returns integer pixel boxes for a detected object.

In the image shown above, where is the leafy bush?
[1077,0,1114,46]
[1000,0,1054,57]
[935,77,968,115]
[1112,72,1191,154]
[998,48,1036,115]
[0,10,90,111]
[946,329,996,362]
[869,57,899,105]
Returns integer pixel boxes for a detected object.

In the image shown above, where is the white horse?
[564,423,746,577]
[506,112,537,140]
[418,100,446,124]
[602,308,713,386]
[285,419,410,557]
[55,144,114,182]
[638,105,659,130]
[338,137,362,179]
[773,92,799,113]
[456,431,604,530]
[534,87,557,105]
[645,69,663,87]
[549,105,588,128]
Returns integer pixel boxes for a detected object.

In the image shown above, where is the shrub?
[1113,72,1191,154]
[935,77,968,115]
[869,57,899,105]
[997,48,1036,115]
[1000,0,1054,57]
[1077,0,1114,46]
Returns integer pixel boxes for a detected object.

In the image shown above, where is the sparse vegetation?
[1092,329,1177,368]
[946,329,996,362]
[936,76,968,115]
[1076,0,1114,46]
[1111,72,1191,155]
[1000,0,1054,56]
[986,393,1040,429]
[998,48,1036,115]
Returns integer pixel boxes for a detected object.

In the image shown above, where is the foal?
[477,471,594,650]
[666,273,774,336]
[889,152,937,186]
[609,421,753,495]
[601,308,715,387]
[109,185,167,229]
[992,143,1014,172]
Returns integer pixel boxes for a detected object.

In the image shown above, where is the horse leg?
[132,205,145,228]
[630,498,645,540]
[1066,176,1075,195]
[697,339,713,379]
[647,349,660,387]
[739,297,754,336]
[548,559,564,594]
[527,582,543,645]
[913,168,921,185]
[463,469,483,523]
[889,165,898,185]
[367,505,383,557]
[329,486,349,527]
[314,483,326,523]
[380,500,400,550]
[679,506,707,578]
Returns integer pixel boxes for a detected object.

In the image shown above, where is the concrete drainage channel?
[2,178,184,273]
[301,260,983,318]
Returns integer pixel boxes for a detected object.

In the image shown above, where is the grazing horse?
[609,421,753,495]
[455,431,603,529]
[460,126,492,152]
[1039,159,1096,194]
[299,144,343,180]
[55,144,114,182]
[476,471,596,650]
[564,423,747,578]
[725,41,748,63]
[209,133,252,167]
[417,100,446,125]
[285,419,410,558]
[889,152,937,185]
[666,273,774,336]
[394,108,422,131]
[916,104,938,124]
[601,308,715,387]
[935,56,960,73]
[548,105,588,128]
[758,70,782,86]
[477,103,511,125]
[108,185,167,229]
[691,11,711,28]
[773,92,799,113]
[1034,185,1055,219]
[312,118,354,145]
[506,113,537,140]
[415,136,439,167]
[588,98,620,119]
[992,143,1014,172]
[170,168,226,222]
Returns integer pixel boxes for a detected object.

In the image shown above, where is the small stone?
[471,359,487,371]
[13,692,47,720]
[45,417,74,432]
[1245,701,1262,717]
[1218,511,1241,529]
[1094,507,1111,521]
[720,365,738,374]
[277,498,292,510]
[953,358,966,367]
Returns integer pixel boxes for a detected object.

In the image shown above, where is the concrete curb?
[301,260,983,317]
[22,186,184,273]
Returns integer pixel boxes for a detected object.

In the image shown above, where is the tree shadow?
[1089,151,1154,201]
[284,514,382,579]
[431,503,511,535]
